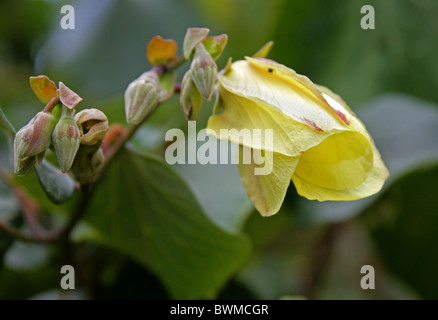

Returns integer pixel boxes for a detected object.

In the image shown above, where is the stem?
[0,165,43,238]
[168,54,186,71]
[102,121,141,169]
[0,220,39,243]
[301,222,345,299]
[57,183,95,241]
[0,185,95,244]
[43,96,60,113]
[61,104,73,118]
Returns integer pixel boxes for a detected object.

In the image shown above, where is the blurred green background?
[1,0,438,299]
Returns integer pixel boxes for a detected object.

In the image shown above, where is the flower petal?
[207,85,343,157]
[219,58,350,132]
[292,132,388,200]
[237,145,299,216]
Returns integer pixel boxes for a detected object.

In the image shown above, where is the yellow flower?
[207,57,389,216]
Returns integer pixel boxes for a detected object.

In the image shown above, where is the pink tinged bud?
[74,108,109,145]
[52,108,81,172]
[124,71,160,125]
[190,43,217,101]
[13,111,56,174]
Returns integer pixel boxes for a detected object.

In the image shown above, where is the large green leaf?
[176,140,253,234]
[85,147,250,299]
[366,164,438,299]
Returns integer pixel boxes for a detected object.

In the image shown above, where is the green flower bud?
[124,71,160,125]
[180,70,203,120]
[71,145,105,184]
[190,43,217,100]
[74,108,109,146]
[52,107,81,172]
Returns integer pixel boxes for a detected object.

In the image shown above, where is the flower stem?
[43,96,60,113]
[301,222,345,299]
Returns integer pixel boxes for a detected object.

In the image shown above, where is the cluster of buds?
[13,77,109,185]
[180,28,227,120]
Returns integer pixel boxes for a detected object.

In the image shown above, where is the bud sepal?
[190,43,217,101]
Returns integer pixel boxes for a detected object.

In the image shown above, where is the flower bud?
[124,71,160,125]
[52,108,81,172]
[13,111,56,174]
[14,111,56,159]
[74,108,109,145]
[190,43,217,100]
[180,70,203,120]
[71,145,105,184]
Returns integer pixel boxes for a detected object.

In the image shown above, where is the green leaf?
[85,148,250,299]
[0,107,16,138]
[294,94,438,225]
[366,164,438,299]
[176,140,253,233]
[34,160,75,204]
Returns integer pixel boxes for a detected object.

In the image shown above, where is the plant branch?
[301,222,346,299]
[0,184,95,244]
[0,165,43,237]
[0,220,39,243]
[57,183,95,241]
[168,55,187,71]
